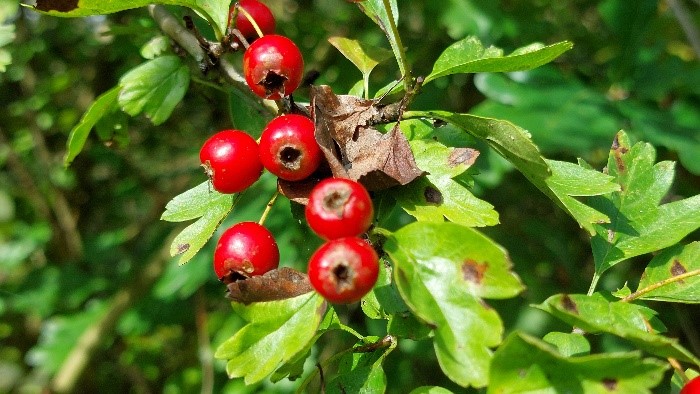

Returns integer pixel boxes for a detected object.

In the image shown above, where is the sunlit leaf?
[31,0,229,38]
[118,56,190,126]
[385,222,523,387]
[356,0,404,77]
[489,332,667,393]
[63,87,121,166]
[214,292,327,384]
[542,332,591,357]
[589,131,700,280]
[536,293,700,365]
[426,37,572,83]
[634,241,700,303]
[161,182,235,264]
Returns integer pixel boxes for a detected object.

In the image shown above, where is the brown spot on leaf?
[176,244,190,255]
[226,267,314,304]
[424,186,443,205]
[671,259,687,276]
[611,134,628,173]
[35,0,79,12]
[311,85,424,190]
[462,259,488,284]
[602,378,617,391]
[560,294,579,315]
[448,148,479,168]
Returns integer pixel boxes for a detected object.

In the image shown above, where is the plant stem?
[237,5,264,39]
[668,357,689,383]
[258,191,279,226]
[620,268,700,303]
[587,274,600,296]
[381,0,412,93]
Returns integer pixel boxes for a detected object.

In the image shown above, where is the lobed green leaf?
[589,131,700,278]
[161,182,235,265]
[489,332,667,393]
[214,292,327,385]
[385,222,523,387]
[118,55,190,126]
[536,293,700,365]
[634,241,700,303]
[326,336,396,394]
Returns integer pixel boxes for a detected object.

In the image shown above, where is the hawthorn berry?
[243,34,304,100]
[214,221,280,282]
[308,237,379,304]
[682,376,700,394]
[305,178,373,240]
[199,129,263,194]
[259,114,322,181]
[229,0,276,43]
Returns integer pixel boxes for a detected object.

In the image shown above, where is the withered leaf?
[226,267,314,305]
[35,0,79,12]
[311,85,424,191]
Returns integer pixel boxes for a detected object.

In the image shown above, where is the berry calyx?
[214,221,280,282]
[307,237,379,304]
[305,178,374,240]
[243,34,304,100]
[682,376,700,394]
[229,0,276,44]
[199,129,263,194]
[259,114,322,181]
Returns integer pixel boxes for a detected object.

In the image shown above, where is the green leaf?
[542,332,591,357]
[63,87,121,166]
[385,222,524,387]
[361,257,408,320]
[426,37,573,84]
[31,0,229,38]
[118,56,190,126]
[408,111,550,181]
[589,131,700,280]
[327,336,396,394]
[394,139,498,227]
[543,159,620,233]
[489,332,667,394]
[536,293,700,365]
[633,241,700,303]
[0,23,14,72]
[356,0,404,76]
[409,387,454,394]
[328,36,392,99]
[161,182,235,265]
[228,89,271,138]
[214,292,327,385]
[140,35,170,60]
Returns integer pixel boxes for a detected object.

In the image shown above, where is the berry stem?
[668,357,689,383]
[258,190,279,226]
[237,3,265,39]
[619,268,700,303]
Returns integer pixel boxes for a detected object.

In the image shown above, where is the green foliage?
[3,0,700,393]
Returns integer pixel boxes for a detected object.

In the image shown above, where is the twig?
[667,0,700,58]
[619,268,700,302]
[258,191,279,226]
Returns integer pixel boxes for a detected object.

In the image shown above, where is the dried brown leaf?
[226,267,314,304]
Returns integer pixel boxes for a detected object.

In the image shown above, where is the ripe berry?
[229,0,276,43]
[214,221,280,282]
[259,114,322,181]
[308,237,379,304]
[199,130,263,194]
[243,34,304,100]
[305,178,373,240]
[682,376,700,394]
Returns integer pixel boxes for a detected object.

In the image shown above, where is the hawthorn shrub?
[3,0,699,392]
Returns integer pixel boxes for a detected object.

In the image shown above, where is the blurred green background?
[1,0,699,392]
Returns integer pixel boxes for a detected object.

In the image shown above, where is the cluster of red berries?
[199,1,378,304]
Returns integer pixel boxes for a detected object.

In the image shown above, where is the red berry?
[229,0,276,43]
[199,130,263,194]
[243,35,304,100]
[305,178,373,240]
[214,221,280,282]
[259,114,322,181]
[307,237,379,304]
[682,376,700,394]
